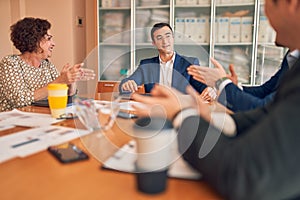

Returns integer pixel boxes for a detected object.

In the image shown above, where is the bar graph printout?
[0,109,90,163]
[0,109,63,127]
[0,125,89,163]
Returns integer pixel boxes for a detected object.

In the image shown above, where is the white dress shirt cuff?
[238,83,244,90]
[172,108,237,137]
[172,108,199,129]
[218,79,233,93]
[211,112,237,137]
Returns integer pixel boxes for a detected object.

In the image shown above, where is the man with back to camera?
[119,22,208,96]
[132,0,300,199]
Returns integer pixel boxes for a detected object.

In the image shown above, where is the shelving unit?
[97,0,287,86]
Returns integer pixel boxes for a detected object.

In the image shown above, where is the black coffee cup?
[136,165,168,194]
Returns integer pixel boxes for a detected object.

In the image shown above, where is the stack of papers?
[103,140,202,180]
[0,109,90,163]
[119,101,146,111]
[0,125,90,163]
[0,109,63,127]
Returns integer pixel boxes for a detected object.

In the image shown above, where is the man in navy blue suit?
[188,49,299,112]
[119,22,207,95]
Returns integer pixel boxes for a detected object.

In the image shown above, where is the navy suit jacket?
[119,53,207,94]
[218,52,291,112]
[178,58,300,200]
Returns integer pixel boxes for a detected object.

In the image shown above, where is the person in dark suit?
[119,22,207,95]
[132,0,300,199]
[188,49,300,112]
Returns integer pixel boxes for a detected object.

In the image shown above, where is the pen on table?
[11,138,40,148]
[38,128,59,136]
[45,128,59,133]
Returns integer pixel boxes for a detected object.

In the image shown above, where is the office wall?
[24,0,74,70]
[0,0,13,58]
[0,0,97,72]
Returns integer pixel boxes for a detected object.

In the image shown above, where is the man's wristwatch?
[215,77,229,90]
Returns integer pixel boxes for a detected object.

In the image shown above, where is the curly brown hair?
[10,17,51,54]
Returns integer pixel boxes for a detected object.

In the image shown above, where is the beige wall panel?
[0,0,13,58]
[23,0,74,71]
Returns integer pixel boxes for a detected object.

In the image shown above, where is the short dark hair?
[150,22,173,42]
[10,17,51,54]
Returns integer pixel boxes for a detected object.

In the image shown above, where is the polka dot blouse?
[0,55,59,112]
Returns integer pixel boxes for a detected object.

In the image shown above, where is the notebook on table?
[31,96,75,107]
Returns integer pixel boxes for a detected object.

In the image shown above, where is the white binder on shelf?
[213,18,218,43]
[268,28,276,43]
[198,0,210,5]
[258,15,269,43]
[217,17,229,43]
[175,18,185,43]
[184,18,197,42]
[221,0,234,3]
[186,0,198,4]
[241,16,253,43]
[195,16,209,43]
[101,0,118,7]
[229,17,241,43]
[242,0,255,3]
[176,0,186,5]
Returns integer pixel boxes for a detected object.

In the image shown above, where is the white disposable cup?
[133,117,175,172]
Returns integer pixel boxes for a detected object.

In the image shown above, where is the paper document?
[0,109,63,127]
[0,125,15,131]
[0,125,90,163]
[119,101,146,111]
[103,140,202,180]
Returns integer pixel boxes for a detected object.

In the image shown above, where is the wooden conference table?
[0,94,222,200]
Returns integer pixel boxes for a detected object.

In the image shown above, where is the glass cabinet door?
[213,0,255,85]
[174,0,211,67]
[98,0,131,81]
[134,0,171,72]
[97,0,288,86]
[255,1,287,85]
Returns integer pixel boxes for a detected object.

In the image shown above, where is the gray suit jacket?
[178,58,300,200]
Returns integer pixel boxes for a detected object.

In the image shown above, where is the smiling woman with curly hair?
[10,17,51,54]
[0,17,95,112]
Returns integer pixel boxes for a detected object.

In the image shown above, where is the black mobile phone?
[48,143,89,163]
